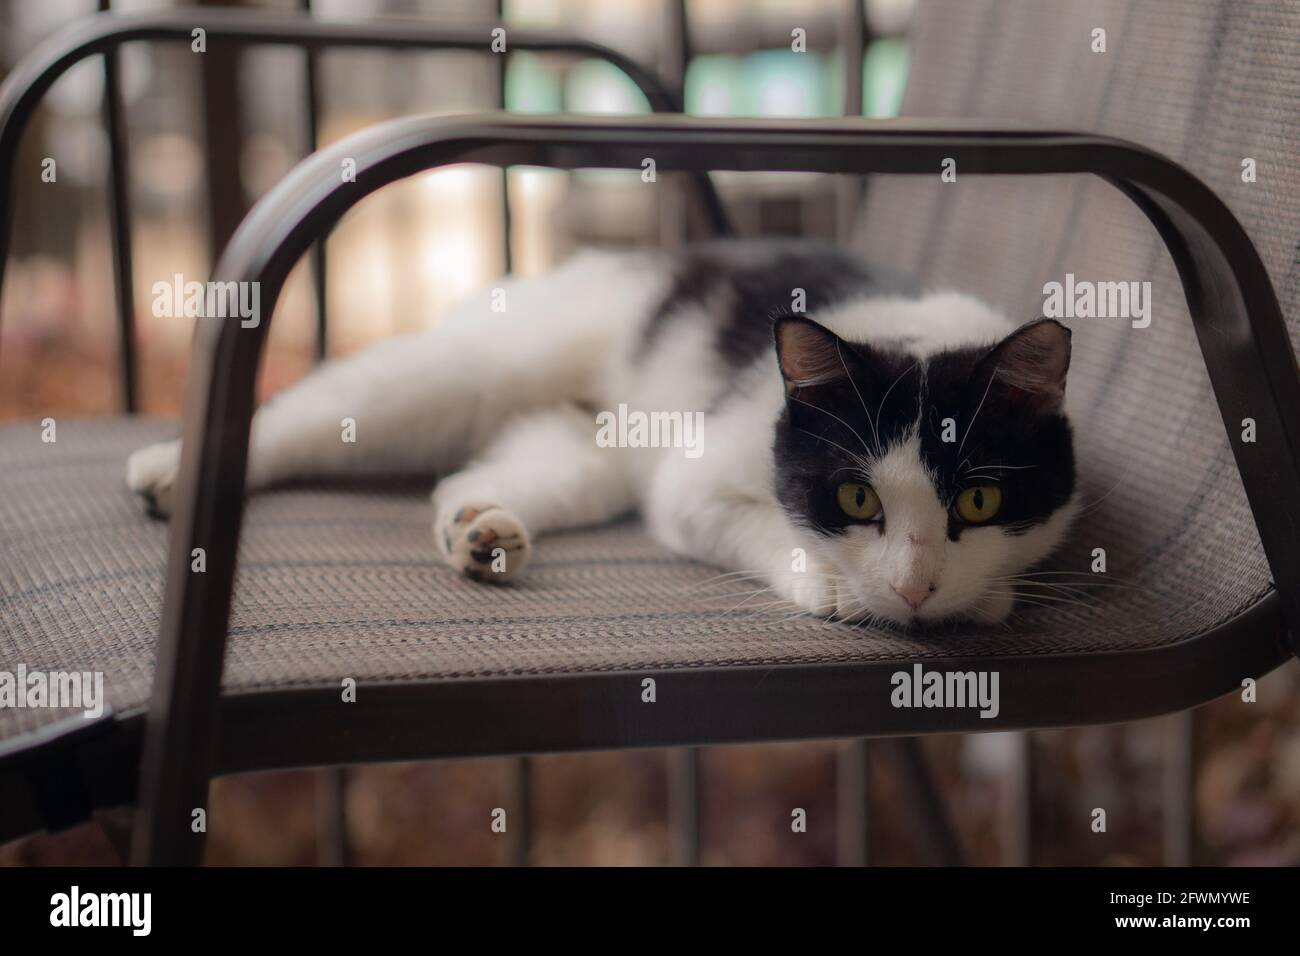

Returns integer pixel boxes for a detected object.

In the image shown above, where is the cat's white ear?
[979,318,1071,415]
[775,317,848,395]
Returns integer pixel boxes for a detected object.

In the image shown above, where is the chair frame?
[133,112,1300,864]
[1,11,1296,867]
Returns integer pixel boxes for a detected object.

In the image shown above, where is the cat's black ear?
[975,318,1071,415]
[774,316,850,397]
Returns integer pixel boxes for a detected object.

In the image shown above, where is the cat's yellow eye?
[837,482,882,521]
[955,485,1002,524]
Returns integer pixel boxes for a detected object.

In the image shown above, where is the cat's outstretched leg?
[124,335,486,517]
[125,261,624,516]
[124,251,665,517]
[433,403,634,582]
[125,330,588,516]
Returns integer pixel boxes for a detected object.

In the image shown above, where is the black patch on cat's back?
[641,238,918,371]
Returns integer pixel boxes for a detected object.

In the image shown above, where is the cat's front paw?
[773,567,839,618]
[125,439,181,518]
[435,502,531,582]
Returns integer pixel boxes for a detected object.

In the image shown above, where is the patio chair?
[1,1,1297,867]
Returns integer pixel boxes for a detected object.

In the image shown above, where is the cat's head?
[772,305,1077,627]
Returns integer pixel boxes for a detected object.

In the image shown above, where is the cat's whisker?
[968,602,1014,631]
[992,588,1063,600]
[716,585,782,617]
[688,570,771,591]
[829,594,890,629]
[1075,455,1139,517]
[778,606,827,623]
[995,570,1114,576]
[956,361,999,459]
[692,585,762,598]
[837,339,882,456]
[998,576,1109,590]
[991,569,1140,583]
[738,602,809,622]
[796,427,872,472]
[988,573,1141,592]
[989,589,1099,612]
[985,593,1072,613]
[965,462,1037,473]
[986,575,1095,589]
[707,590,786,603]
[987,580,1092,595]
[988,581,1097,598]
[872,360,918,458]
[694,568,770,581]
[790,396,876,460]
[989,582,1091,599]
[1013,593,1097,610]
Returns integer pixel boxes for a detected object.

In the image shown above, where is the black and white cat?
[126,239,1078,627]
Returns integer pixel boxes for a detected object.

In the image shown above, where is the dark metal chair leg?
[1162,710,1196,866]
[879,736,963,866]
[668,747,700,865]
[314,767,349,866]
[505,757,531,866]
[1001,731,1034,866]
[836,738,870,866]
[96,807,135,864]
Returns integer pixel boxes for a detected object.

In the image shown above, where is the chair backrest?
[853,0,1300,635]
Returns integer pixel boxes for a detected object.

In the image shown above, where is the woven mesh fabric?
[849,0,1297,648]
[0,419,1273,739]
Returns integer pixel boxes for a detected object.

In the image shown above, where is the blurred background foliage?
[0,0,1296,866]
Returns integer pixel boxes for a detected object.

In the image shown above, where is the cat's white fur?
[127,249,1076,626]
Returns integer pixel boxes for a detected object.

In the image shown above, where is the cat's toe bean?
[436,502,531,582]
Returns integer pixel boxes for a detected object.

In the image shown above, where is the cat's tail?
[126,248,667,514]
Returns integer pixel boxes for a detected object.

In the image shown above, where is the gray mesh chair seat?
[0,417,1284,758]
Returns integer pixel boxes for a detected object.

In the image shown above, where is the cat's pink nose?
[891,581,934,610]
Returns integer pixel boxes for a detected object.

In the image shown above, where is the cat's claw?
[436,502,532,582]
[125,439,181,519]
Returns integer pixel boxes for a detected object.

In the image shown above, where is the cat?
[126,238,1078,628]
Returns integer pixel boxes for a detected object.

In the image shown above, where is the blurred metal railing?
[0,7,731,413]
